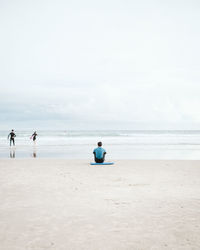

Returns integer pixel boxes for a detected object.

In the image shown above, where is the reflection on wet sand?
[10,149,15,158]
[32,147,37,158]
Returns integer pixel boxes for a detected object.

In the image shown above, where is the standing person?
[30,131,37,143]
[93,142,106,163]
[8,129,16,146]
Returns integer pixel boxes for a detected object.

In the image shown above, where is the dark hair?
[98,141,102,147]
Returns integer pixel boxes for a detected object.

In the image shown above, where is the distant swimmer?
[8,129,16,146]
[93,142,106,163]
[30,131,37,143]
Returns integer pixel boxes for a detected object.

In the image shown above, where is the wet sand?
[0,159,200,250]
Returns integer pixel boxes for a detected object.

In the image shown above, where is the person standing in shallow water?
[93,142,106,163]
[8,129,16,146]
[30,131,37,143]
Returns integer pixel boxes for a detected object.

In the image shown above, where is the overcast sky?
[0,0,200,129]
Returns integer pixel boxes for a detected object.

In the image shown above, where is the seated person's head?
[98,141,102,147]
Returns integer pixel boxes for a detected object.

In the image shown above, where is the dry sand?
[0,159,200,250]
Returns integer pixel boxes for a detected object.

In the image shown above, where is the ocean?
[1,130,200,159]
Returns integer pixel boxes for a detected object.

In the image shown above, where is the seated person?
[93,141,106,163]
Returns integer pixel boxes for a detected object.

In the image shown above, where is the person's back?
[93,142,106,163]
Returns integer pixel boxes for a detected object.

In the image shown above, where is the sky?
[0,0,200,130]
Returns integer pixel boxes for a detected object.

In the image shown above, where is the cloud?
[0,0,200,129]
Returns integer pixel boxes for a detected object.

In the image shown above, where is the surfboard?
[90,162,114,165]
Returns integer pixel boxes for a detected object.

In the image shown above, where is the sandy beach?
[0,159,200,250]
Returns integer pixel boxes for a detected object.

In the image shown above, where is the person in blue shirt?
[93,141,106,163]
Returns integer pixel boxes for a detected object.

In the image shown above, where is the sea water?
[0,130,200,159]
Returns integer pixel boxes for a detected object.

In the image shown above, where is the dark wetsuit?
[8,132,16,146]
[32,133,37,141]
